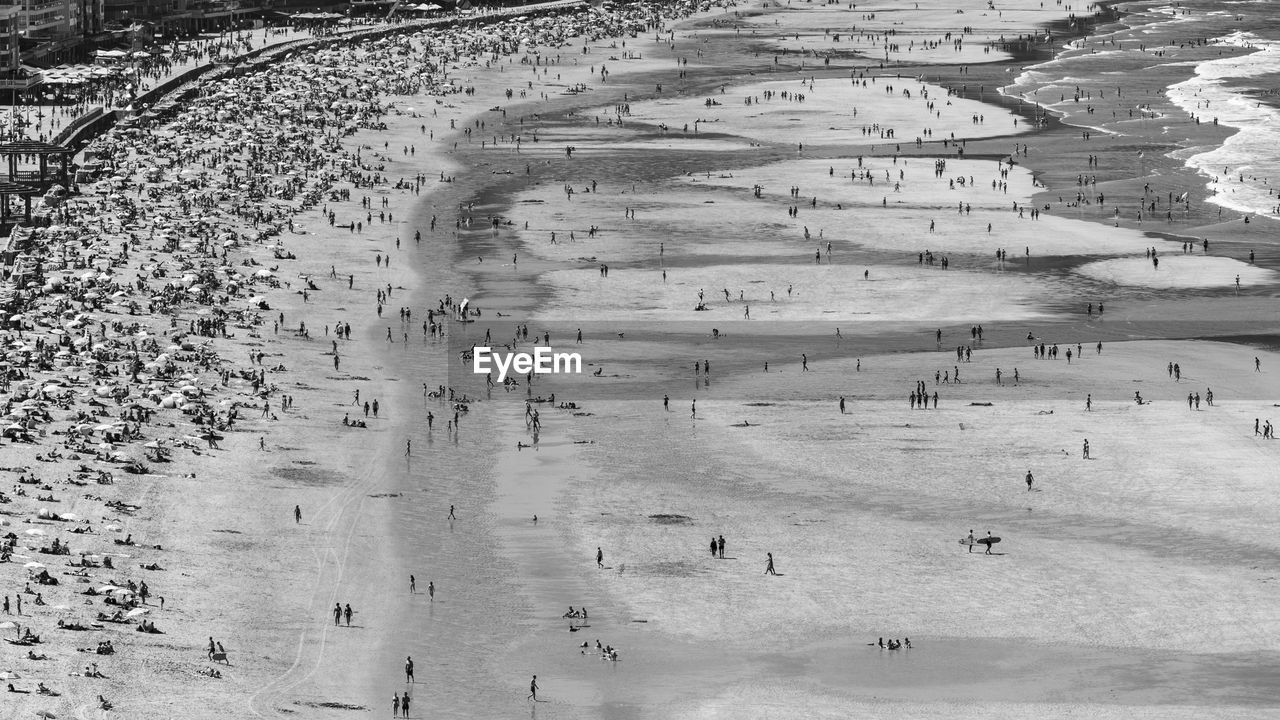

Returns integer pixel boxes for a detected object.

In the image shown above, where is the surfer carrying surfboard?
[960,532,1001,554]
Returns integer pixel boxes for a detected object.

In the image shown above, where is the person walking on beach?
[344,604,353,626]
[985,532,995,555]
[528,675,539,701]
[401,692,410,717]
[718,535,726,559]
[406,656,414,683]
[1025,470,1034,491]
[597,547,604,568]
[1083,439,1090,459]
[802,354,810,371]
[664,394,669,411]
[967,529,975,553]
[428,582,434,602]
[393,693,400,716]
[448,505,456,520]
[334,604,342,626]
[294,505,302,524]
[839,396,846,414]
[410,575,416,594]
[691,399,696,419]
[764,552,777,575]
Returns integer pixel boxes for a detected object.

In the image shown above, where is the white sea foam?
[1165,31,1280,216]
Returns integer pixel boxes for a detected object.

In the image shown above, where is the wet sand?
[404,1,1280,718]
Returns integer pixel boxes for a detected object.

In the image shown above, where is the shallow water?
[379,0,1280,717]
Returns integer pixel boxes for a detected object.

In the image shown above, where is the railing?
[52,107,114,155]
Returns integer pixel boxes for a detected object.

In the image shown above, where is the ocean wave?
[1165,31,1280,216]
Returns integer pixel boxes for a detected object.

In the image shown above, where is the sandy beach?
[4,0,1280,718]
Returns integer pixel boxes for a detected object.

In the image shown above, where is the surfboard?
[977,536,1001,546]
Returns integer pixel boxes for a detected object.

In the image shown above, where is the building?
[0,6,43,96]
[0,6,22,68]
[0,0,103,64]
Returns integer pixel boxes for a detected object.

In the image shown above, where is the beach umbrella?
[24,528,44,536]
[23,561,44,568]
[0,670,19,679]
[0,623,15,631]
[125,608,149,618]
